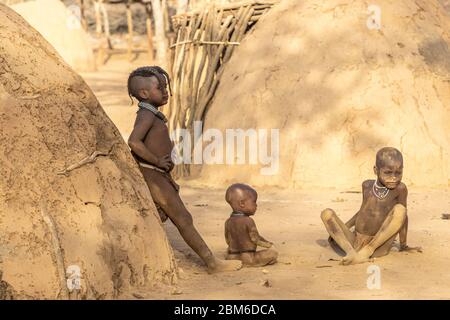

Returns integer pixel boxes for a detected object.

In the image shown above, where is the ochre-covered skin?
[321,148,422,265]
[127,68,242,274]
[224,184,278,267]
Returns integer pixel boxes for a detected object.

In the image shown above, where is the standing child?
[127,66,241,273]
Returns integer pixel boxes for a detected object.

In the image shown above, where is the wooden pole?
[79,0,87,31]
[162,0,170,34]
[94,0,105,66]
[95,1,102,36]
[126,1,134,62]
[100,1,112,49]
[151,0,168,67]
[145,4,155,62]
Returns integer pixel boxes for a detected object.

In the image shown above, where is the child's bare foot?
[341,254,373,265]
[340,249,373,265]
[207,259,242,274]
[400,245,422,253]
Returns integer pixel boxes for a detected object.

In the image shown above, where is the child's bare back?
[225,215,258,254]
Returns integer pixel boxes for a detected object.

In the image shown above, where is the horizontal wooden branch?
[172,0,278,27]
[170,40,240,49]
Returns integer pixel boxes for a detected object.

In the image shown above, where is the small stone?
[178,268,189,280]
[132,293,144,299]
[260,279,272,287]
[262,269,269,274]
[315,265,332,268]
[171,287,183,295]
[194,203,208,207]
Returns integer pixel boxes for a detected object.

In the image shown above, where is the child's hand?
[157,154,173,171]
[400,244,422,253]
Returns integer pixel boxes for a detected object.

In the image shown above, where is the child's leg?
[155,203,169,222]
[372,234,396,258]
[342,204,406,265]
[320,208,356,255]
[254,249,278,266]
[142,168,241,273]
[239,249,278,267]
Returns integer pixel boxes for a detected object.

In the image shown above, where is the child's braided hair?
[127,66,172,104]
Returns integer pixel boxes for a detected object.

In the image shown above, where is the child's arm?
[128,111,172,171]
[397,184,422,252]
[399,215,408,249]
[399,217,421,252]
[344,181,369,229]
[224,220,231,246]
[256,234,273,248]
[398,184,408,249]
[248,220,272,248]
[345,212,358,229]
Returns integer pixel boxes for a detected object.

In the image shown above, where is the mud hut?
[198,0,450,189]
[0,4,176,299]
[11,0,96,72]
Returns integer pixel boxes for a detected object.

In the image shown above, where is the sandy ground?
[81,54,450,300]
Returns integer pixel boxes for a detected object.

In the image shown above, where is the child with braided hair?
[127,66,242,273]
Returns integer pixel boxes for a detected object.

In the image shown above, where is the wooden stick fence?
[166,0,277,178]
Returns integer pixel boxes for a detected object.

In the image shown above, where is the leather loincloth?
[138,162,179,192]
[138,162,179,222]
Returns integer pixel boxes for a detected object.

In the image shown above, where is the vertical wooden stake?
[146,4,155,62]
[79,0,87,31]
[100,1,112,49]
[94,0,105,66]
[126,1,134,62]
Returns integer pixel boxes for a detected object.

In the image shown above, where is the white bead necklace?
[372,180,389,199]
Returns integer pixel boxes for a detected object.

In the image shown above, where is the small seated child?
[224,183,278,267]
[321,147,421,265]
